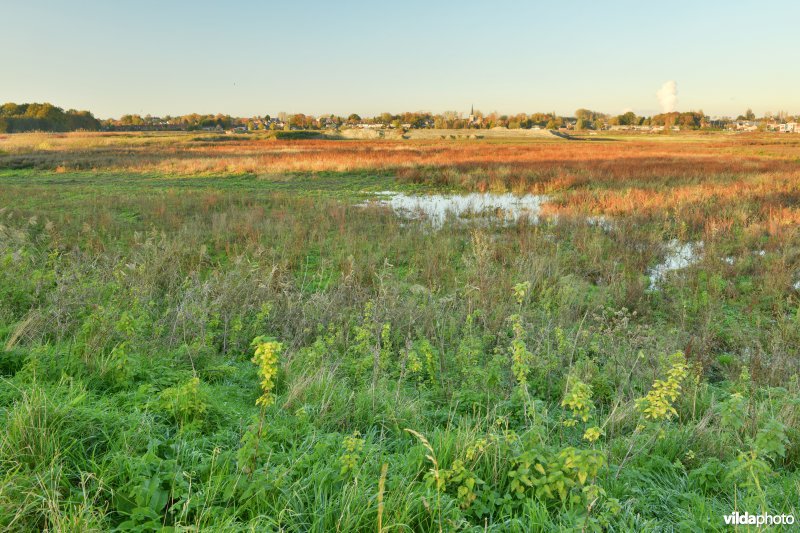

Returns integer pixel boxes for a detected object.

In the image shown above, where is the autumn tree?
[0,102,100,132]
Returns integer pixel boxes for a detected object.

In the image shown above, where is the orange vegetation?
[2,131,799,234]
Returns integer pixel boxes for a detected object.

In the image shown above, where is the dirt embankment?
[335,128,406,140]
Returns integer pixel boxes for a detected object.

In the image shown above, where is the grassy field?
[1,131,799,531]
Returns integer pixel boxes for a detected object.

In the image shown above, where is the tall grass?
[0,132,799,530]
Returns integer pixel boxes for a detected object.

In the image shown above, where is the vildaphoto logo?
[723,512,795,527]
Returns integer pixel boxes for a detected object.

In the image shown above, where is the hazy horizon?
[2,0,799,119]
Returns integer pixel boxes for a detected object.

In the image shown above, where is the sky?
[1,0,799,119]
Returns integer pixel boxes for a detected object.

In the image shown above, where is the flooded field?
[364,191,547,228]
[647,240,702,289]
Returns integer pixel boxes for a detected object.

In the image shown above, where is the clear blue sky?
[1,0,798,119]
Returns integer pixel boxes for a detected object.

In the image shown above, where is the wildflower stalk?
[377,462,388,533]
[242,336,281,476]
[405,428,442,533]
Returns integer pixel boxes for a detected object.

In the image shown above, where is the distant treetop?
[0,102,100,133]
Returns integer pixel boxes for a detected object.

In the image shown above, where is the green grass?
[0,168,440,196]
[0,166,799,531]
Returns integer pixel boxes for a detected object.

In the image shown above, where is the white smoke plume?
[656,81,678,113]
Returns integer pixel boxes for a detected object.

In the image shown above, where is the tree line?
[3,102,796,133]
[108,109,792,132]
[0,103,100,133]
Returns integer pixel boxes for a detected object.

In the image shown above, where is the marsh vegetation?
[0,131,799,530]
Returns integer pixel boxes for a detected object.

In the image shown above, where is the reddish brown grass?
[2,131,799,234]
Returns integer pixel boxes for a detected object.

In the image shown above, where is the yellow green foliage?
[583,426,603,443]
[636,352,688,421]
[339,431,365,475]
[508,314,532,390]
[562,377,593,426]
[433,459,481,510]
[157,377,207,426]
[407,338,438,385]
[251,336,281,407]
[512,281,531,306]
[508,446,606,504]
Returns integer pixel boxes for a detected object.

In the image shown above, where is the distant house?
[264,118,285,129]
[731,120,758,132]
[779,123,798,133]
[321,118,339,129]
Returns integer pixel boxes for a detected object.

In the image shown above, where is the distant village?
[102,107,800,135]
[2,102,799,134]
